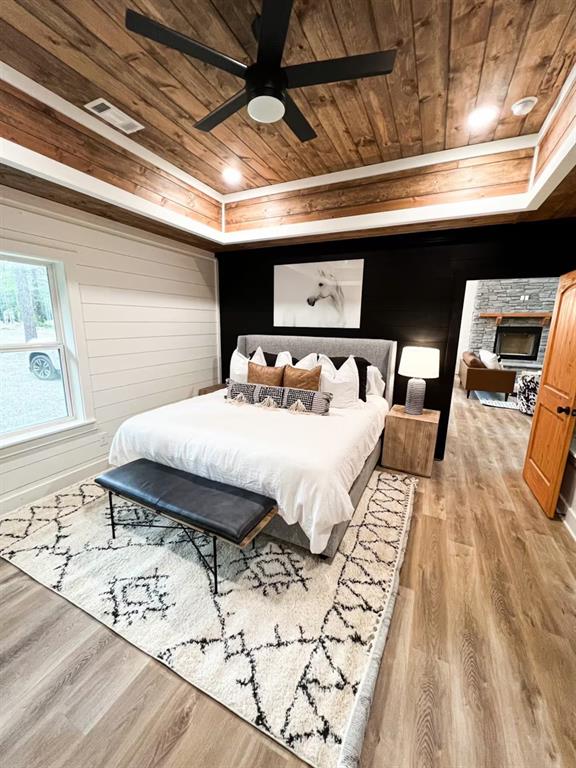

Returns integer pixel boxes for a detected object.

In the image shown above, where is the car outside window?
[0,255,76,439]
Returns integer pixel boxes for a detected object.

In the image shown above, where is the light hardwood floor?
[1,386,575,768]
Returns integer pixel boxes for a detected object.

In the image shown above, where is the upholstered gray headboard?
[236,334,397,401]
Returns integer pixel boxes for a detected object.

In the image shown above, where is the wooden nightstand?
[382,405,440,477]
[198,383,226,396]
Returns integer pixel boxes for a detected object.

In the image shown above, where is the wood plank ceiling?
[1,0,575,194]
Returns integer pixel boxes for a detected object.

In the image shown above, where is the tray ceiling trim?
[4,125,573,248]
[222,136,538,203]
[528,125,576,211]
[2,140,222,242]
[223,193,531,243]
[1,66,574,246]
[536,64,576,148]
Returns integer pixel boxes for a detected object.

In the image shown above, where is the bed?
[109,334,397,556]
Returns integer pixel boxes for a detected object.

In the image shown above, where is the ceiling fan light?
[247,95,285,124]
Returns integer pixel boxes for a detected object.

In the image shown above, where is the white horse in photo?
[306,269,347,327]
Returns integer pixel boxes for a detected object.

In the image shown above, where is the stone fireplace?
[468,277,559,368]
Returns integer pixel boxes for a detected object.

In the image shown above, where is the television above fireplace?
[494,325,543,361]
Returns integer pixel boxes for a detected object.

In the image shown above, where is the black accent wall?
[217,219,575,459]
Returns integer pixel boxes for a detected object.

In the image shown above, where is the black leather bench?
[95,459,277,593]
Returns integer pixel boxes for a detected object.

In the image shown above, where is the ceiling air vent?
[84,98,144,134]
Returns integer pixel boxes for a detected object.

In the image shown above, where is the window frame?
[1,252,84,444]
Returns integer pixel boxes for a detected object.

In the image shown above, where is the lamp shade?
[398,346,440,379]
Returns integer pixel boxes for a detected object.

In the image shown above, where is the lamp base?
[405,378,426,415]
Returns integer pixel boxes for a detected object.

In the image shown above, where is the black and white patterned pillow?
[517,373,540,416]
[226,380,332,414]
[284,387,332,415]
[255,385,285,407]
[226,379,257,404]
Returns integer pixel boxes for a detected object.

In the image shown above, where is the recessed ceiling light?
[468,105,499,130]
[222,167,242,186]
[511,96,538,116]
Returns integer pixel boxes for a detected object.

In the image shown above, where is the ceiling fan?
[125,1,396,142]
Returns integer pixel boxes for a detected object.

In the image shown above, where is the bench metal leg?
[109,491,116,539]
[212,535,218,594]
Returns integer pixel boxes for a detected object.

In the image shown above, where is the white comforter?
[109,390,389,553]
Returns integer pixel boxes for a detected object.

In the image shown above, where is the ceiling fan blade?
[284,50,396,88]
[283,95,316,142]
[126,9,247,79]
[256,0,294,69]
[194,90,247,132]
[251,14,261,43]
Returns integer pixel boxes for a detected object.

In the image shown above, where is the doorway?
[454,274,576,532]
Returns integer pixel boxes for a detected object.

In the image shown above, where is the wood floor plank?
[1,384,575,767]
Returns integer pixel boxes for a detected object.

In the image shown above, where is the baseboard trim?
[563,507,576,542]
[558,493,576,541]
[0,458,109,513]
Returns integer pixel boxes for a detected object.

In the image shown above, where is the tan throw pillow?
[283,364,321,391]
[247,361,285,386]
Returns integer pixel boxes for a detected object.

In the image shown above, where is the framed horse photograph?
[273,259,364,328]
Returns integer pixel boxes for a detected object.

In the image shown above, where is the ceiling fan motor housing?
[245,63,287,103]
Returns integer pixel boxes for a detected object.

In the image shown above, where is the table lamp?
[398,346,440,415]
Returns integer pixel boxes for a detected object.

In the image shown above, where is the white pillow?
[275,350,292,367]
[230,346,266,383]
[366,365,386,397]
[479,349,502,370]
[294,352,318,371]
[318,354,360,408]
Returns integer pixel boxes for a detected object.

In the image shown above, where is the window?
[0,255,81,441]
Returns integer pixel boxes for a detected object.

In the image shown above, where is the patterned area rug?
[473,390,520,410]
[480,398,519,410]
[0,470,417,768]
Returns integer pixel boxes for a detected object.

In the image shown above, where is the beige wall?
[455,280,478,371]
[0,188,219,511]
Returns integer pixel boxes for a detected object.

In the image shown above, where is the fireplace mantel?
[478,312,552,326]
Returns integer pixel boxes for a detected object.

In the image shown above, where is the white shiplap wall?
[0,187,219,511]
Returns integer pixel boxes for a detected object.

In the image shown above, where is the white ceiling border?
[2,125,574,247]
[536,64,576,142]
[527,122,576,210]
[222,135,538,203]
[1,139,222,242]
[222,193,532,243]
[225,124,575,243]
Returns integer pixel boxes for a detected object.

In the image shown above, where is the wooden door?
[523,270,576,517]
